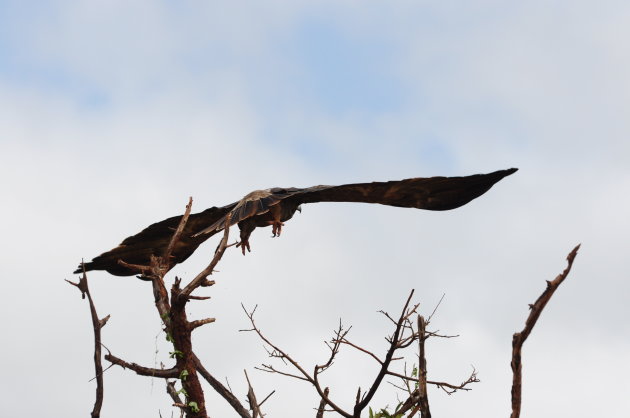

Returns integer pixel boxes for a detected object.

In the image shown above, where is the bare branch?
[242,304,353,418]
[510,244,580,418]
[315,322,351,375]
[116,259,152,277]
[416,316,431,418]
[166,381,185,418]
[164,197,193,261]
[389,369,479,394]
[189,318,216,330]
[255,364,310,381]
[353,290,415,415]
[334,338,383,365]
[244,369,264,418]
[426,293,445,325]
[187,295,212,301]
[180,214,231,300]
[259,390,276,407]
[105,353,179,378]
[316,387,330,418]
[194,355,252,418]
[67,264,107,418]
[166,380,183,404]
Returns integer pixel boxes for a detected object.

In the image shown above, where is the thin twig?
[426,294,446,324]
[242,304,353,418]
[334,338,383,365]
[259,390,276,407]
[388,369,479,393]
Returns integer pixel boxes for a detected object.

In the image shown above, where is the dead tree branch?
[316,387,330,418]
[194,355,252,418]
[104,353,180,378]
[180,213,231,300]
[389,368,479,395]
[167,381,185,418]
[510,244,580,418]
[242,304,354,418]
[353,290,415,416]
[244,289,482,418]
[164,197,193,262]
[244,369,265,418]
[66,264,108,418]
[99,199,233,418]
[416,316,431,418]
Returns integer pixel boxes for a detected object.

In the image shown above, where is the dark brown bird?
[76,168,517,276]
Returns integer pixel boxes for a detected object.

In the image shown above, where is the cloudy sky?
[1,1,629,417]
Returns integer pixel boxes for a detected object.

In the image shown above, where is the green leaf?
[177,387,188,397]
[188,401,200,413]
[179,369,189,381]
[369,407,374,418]
[169,350,184,359]
[165,333,175,343]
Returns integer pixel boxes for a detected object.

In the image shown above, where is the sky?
[1,1,629,417]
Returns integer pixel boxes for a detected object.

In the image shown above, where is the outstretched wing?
[195,168,518,237]
[284,168,518,210]
[76,204,236,276]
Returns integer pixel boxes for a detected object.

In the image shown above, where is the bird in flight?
[76,168,517,276]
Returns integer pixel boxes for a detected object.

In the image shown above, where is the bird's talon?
[239,240,251,255]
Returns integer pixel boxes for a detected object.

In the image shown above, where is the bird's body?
[76,168,517,276]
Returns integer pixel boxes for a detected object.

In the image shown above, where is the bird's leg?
[269,220,284,237]
[268,204,284,237]
[237,221,255,255]
[236,238,251,255]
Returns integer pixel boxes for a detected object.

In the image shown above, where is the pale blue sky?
[1,1,629,417]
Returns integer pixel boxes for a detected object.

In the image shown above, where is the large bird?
[76,168,517,276]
